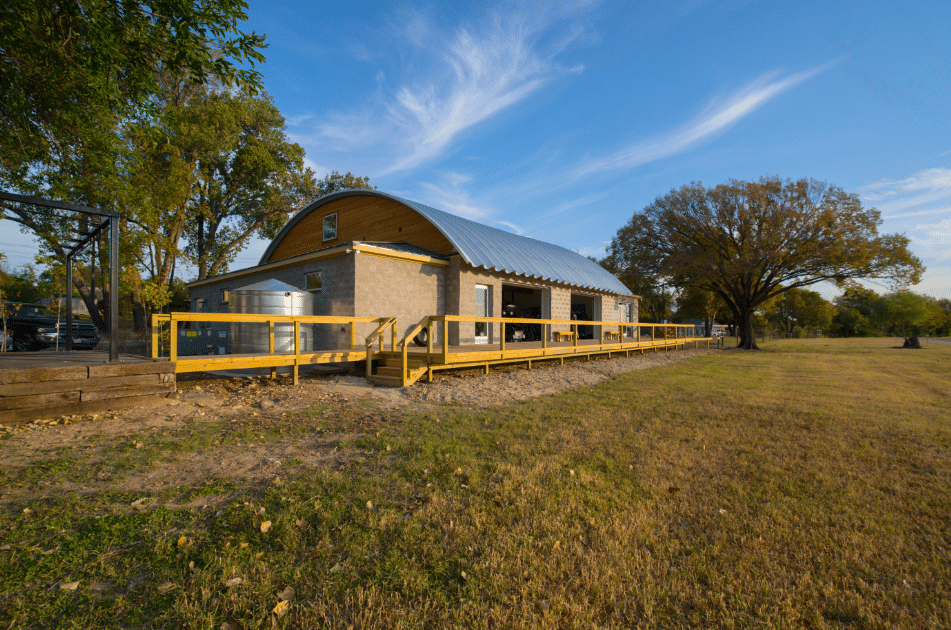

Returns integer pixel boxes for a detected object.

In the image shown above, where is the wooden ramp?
[366,316,708,387]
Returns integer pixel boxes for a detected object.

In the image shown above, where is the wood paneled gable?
[265,196,455,263]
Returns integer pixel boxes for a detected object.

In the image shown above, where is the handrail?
[400,316,432,387]
[151,311,398,361]
[364,317,397,378]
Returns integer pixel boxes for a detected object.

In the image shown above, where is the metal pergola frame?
[0,191,120,361]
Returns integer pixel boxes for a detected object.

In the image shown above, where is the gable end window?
[306,271,323,292]
[323,213,337,241]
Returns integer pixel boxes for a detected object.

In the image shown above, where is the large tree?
[0,0,266,189]
[606,177,923,349]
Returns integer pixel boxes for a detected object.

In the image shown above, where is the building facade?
[187,190,638,349]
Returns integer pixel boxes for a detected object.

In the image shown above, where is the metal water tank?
[230,279,312,353]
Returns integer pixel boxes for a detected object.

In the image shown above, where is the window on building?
[221,289,230,304]
[323,213,337,241]
[306,271,323,292]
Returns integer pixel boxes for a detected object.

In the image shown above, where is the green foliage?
[605,177,924,349]
[155,85,320,279]
[0,0,267,188]
[0,263,50,303]
[770,288,835,336]
[881,289,946,338]
[316,171,376,197]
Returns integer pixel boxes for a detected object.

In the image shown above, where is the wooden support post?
[170,316,178,362]
[269,320,276,379]
[442,319,449,364]
[391,319,397,351]
[427,368,433,383]
[542,323,548,354]
[484,363,489,375]
[560,357,564,365]
[350,322,356,350]
[573,324,578,350]
[427,319,434,355]
[150,316,158,359]
[501,322,506,356]
[293,321,301,385]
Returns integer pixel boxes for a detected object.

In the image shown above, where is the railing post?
[350,322,356,350]
[169,314,178,362]
[573,324,578,350]
[501,322,506,356]
[269,319,276,379]
[427,318,433,355]
[293,321,301,385]
[402,339,408,387]
[391,319,397,351]
[150,314,158,359]
[542,322,548,353]
[442,319,449,364]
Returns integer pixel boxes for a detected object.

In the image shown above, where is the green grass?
[1,339,949,628]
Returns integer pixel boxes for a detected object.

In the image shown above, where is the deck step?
[382,358,427,370]
[376,365,403,377]
[367,374,403,387]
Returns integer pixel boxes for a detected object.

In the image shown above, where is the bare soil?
[0,348,717,508]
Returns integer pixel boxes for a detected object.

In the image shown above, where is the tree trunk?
[72,277,107,332]
[131,290,146,332]
[737,310,759,350]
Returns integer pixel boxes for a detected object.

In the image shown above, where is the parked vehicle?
[0,302,100,351]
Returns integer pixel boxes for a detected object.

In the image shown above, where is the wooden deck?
[151,312,707,388]
[0,351,176,425]
[368,335,708,386]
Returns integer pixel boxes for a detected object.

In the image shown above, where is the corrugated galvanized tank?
[230,279,312,354]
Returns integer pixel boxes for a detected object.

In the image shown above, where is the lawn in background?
[1,338,949,628]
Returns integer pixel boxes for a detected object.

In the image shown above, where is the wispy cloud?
[496,221,526,235]
[419,172,495,220]
[306,7,592,176]
[578,61,837,176]
[863,167,951,217]
[862,167,951,280]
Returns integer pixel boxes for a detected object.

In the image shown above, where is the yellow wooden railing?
[364,317,398,379]
[390,315,701,385]
[400,316,434,387]
[150,312,395,383]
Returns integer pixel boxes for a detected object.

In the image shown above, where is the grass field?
[1,339,950,629]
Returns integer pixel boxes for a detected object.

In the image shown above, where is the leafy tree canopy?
[605,176,924,349]
[0,0,266,188]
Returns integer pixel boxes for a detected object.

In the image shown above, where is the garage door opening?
[502,285,545,342]
[571,294,598,340]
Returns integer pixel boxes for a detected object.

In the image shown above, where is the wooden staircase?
[366,356,429,388]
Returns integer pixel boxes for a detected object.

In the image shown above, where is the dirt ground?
[0,348,717,508]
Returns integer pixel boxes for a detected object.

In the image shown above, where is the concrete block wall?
[187,255,356,350]
[353,252,445,346]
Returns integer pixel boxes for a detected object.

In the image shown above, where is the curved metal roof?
[261,190,632,296]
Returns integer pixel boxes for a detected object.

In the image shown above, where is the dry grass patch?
[0,339,949,628]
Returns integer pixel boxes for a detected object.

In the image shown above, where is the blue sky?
[3,0,949,299]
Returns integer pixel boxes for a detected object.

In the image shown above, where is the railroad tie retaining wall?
[0,361,177,425]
